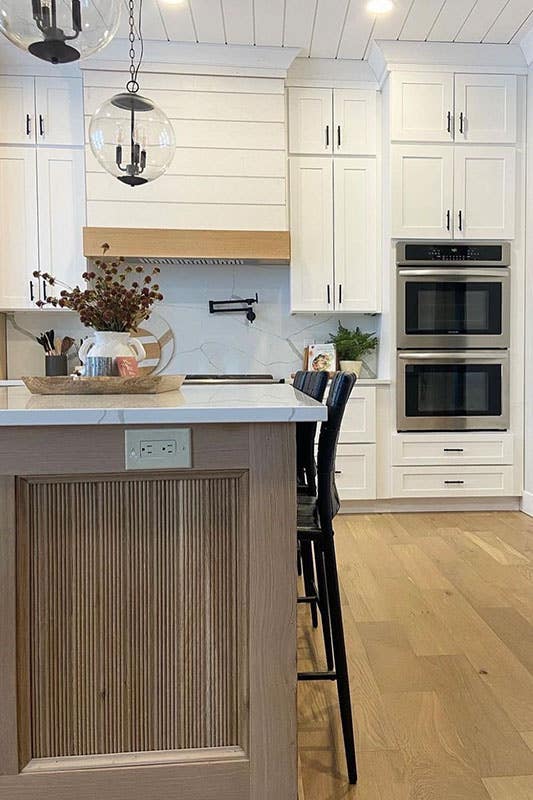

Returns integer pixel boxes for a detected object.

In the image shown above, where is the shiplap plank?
[373,0,414,41]
[400,0,448,41]
[427,0,478,42]
[222,0,254,45]
[83,71,284,95]
[117,0,167,40]
[254,0,285,46]
[455,0,508,42]
[85,147,286,177]
[85,118,285,150]
[158,0,197,42]
[337,1,375,60]
[483,0,533,43]
[84,87,285,121]
[283,0,317,54]
[189,0,226,43]
[87,173,286,205]
[87,201,287,230]
[309,0,350,58]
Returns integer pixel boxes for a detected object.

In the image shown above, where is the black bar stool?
[297,371,358,784]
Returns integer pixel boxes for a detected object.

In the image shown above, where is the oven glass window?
[405,364,502,417]
[405,281,502,335]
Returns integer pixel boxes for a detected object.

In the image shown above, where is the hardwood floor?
[297,511,533,799]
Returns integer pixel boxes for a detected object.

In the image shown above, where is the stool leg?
[300,540,318,628]
[323,536,357,785]
[314,543,334,671]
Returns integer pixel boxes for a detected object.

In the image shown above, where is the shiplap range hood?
[83,228,291,265]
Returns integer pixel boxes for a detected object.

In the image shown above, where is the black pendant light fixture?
[89,0,175,187]
[0,0,121,64]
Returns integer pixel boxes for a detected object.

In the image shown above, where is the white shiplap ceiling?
[121,0,533,60]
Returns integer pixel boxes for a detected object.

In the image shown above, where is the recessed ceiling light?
[159,0,186,5]
[366,0,394,13]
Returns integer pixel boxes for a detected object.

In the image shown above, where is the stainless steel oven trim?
[397,269,510,350]
[396,241,511,267]
[397,350,509,432]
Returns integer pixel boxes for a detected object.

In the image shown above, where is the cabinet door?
[455,74,517,143]
[289,158,333,312]
[333,89,377,155]
[335,444,377,501]
[35,77,84,146]
[454,146,515,240]
[334,159,379,312]
[288,88,332,155]
[390,72,454,142]
[0,76,35,144]
[0,148,38,309]
[37,148,86,296]
[339,388,377,444]
[391,145,454,239]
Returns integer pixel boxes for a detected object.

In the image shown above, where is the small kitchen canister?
[84,356,113,377]
[45,355,68,377]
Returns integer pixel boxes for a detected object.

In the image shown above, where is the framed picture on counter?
[305,343,336,372]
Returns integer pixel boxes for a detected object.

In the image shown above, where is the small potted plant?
[328,322,378,377]
[33,251,164,375]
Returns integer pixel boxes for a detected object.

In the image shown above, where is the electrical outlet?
[125,429,191,470]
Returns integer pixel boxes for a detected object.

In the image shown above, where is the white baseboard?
[520,491,533,517]
[340,497,521,514]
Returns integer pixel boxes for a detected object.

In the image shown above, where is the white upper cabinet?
[288,88,333,155]
[37,148,86,294]
[35,77,85,147]
[333,90,377,155]
[334,158,378,312]
[288,87,377,155]
[0,76,35,145]
[392,145,454,239]
[290,157,333,312]
[390,71,517,144]
[0,148,39,309]
[454,147,516,240]
[454,74,517,144]
[391,72,454,142]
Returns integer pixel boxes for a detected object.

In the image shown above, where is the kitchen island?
[0,384,326,800]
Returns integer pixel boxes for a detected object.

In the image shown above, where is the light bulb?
[366,0,394,13]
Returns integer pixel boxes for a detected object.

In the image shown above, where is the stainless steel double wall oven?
[396,242,510,431]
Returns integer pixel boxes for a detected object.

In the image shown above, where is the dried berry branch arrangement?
[33,256,164,333]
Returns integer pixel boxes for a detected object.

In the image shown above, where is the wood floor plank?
[476,607,533,674]
[483,775,533,800]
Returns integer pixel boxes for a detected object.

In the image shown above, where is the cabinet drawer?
[339,387,376,443]
[392,433,513,466]
[335,444,376,501]
[392,465,514,497]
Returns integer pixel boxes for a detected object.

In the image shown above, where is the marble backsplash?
[6,265,380,379]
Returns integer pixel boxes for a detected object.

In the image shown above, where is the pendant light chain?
[126,0,144,94]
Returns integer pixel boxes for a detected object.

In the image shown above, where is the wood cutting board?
[22,375,186,395]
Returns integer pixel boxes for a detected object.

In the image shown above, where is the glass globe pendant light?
[88,0,175,187]
[0,0,121,64]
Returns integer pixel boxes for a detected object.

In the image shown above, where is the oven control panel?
[397,241,510,267]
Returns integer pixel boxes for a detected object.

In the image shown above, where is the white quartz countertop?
[0,384,328,426]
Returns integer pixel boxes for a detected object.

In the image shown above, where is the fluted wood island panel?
[0,419,300,800]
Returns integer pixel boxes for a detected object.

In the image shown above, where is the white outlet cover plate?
[125,428,192,470]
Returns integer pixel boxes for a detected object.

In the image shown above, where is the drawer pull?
[443,448,464,452]
[335,470,343,475]
[444,480,464,485]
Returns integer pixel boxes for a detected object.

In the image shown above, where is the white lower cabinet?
[392,465,515,497]
[336,445,377,501]
[392,433,513,466]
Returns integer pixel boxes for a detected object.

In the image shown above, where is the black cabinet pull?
[337,125,341,147]
[458,210,463,231]
[325,125,329,148]
[338,284,342,305]
[26,114,31,136]
[335,470,342,475]
[446,209,450,231]
[444,448,464,452]
[39,114,45,137]
[444,480,465,485]
[447,111,452,134]
[42,280,47,300]
[459,112,464,134]
[29,280,34,302]
[327,284,331,304]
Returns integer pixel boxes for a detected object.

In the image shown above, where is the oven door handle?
[398,269,509,278]
[397,351,508,361]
